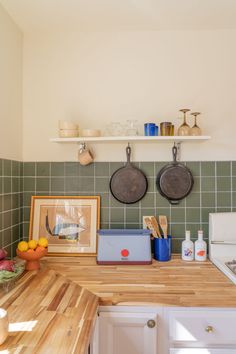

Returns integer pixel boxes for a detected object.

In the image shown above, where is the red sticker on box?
[121,249,129,257]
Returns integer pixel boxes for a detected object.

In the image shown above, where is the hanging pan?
[156,145,194,205]
[110,145,148,204]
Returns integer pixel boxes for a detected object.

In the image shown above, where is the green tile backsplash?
[21,160,236,252]
[0,159,22,258]
[1,159,236,255]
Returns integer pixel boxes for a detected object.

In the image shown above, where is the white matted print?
[29,196,100,256]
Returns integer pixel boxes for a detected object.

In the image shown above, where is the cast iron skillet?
[110,146,148,204]
[156,145,194,204]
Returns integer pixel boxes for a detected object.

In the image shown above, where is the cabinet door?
[90,317,99,354]
[99,312,157,354]
[168,309,236,345]
[170,349,236,354]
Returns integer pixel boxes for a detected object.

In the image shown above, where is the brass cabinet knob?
[205,325,214,333]
[147,319,156,328]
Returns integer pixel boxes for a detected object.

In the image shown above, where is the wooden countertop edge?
[113,301,178,307]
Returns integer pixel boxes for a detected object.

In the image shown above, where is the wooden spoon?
[159,215,168,239]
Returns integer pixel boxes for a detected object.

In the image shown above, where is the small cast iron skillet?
[156,145,194,204]
[110,146,148,204]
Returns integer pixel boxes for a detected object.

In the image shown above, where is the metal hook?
[79,142,86,152]
[173,142,181,161]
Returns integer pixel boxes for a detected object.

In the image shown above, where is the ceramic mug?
[0,308,8,345]
[78,145,94,166]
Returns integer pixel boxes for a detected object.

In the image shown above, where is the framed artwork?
[29,196,100,256]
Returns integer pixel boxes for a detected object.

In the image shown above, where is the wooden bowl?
[16,248,48,271]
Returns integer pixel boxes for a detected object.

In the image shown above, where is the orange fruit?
[27,249,34,253]
[36,246,45,252]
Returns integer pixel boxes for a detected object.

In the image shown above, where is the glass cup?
[178,109,190,136]
[125,120,139,136]
[108,122,125,136]
[144,123,156,136]
[190,112,202,136]
[160,122,172,136]
[155,125,159,136]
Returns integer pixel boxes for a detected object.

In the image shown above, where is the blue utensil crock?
[154,235,172,262]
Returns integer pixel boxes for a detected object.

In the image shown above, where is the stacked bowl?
[59,121,79,137]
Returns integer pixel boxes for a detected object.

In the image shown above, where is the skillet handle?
[170,200,179,205]
[172,145,178,163]
[126,146,131,164]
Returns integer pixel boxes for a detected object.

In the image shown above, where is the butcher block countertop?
[45,256,236,307]
[0,268,98,354]
[1,256,236,354]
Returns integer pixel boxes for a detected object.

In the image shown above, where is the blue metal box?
[97,229,152,265]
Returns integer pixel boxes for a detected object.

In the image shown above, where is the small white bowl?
[59,129,79,138]
[59,120,78,130]
[81,129,101,137]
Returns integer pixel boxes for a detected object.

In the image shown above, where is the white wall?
[23,30,236,161]
[0,4,22,160]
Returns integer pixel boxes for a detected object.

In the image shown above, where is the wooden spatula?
[150,216,162,238]
[159,215,168,239]
[144,217,158,238]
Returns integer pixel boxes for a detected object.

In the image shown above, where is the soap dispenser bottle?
[195,230,207,261]
[182,230,194,261]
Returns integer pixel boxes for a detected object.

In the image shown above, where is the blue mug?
[153,236,172,261]
[144,123,157,136]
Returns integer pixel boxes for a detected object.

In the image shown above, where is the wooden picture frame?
[29,196,100,256]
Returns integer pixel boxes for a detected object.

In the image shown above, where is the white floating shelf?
[50,135,211,143]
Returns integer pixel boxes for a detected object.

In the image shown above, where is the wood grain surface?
[1,256,236,353]
[0,268,98,354]
[45,255,236,307]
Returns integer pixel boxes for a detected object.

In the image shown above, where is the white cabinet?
[168,308,236,345]
[91,306,236,354]
[170,349,236,354]
[167,308,236,354]
[98,311,158,354]
[89,317,99,354]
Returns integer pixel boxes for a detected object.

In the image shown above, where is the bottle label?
[184,248,193,257]
[196,250,205,257]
